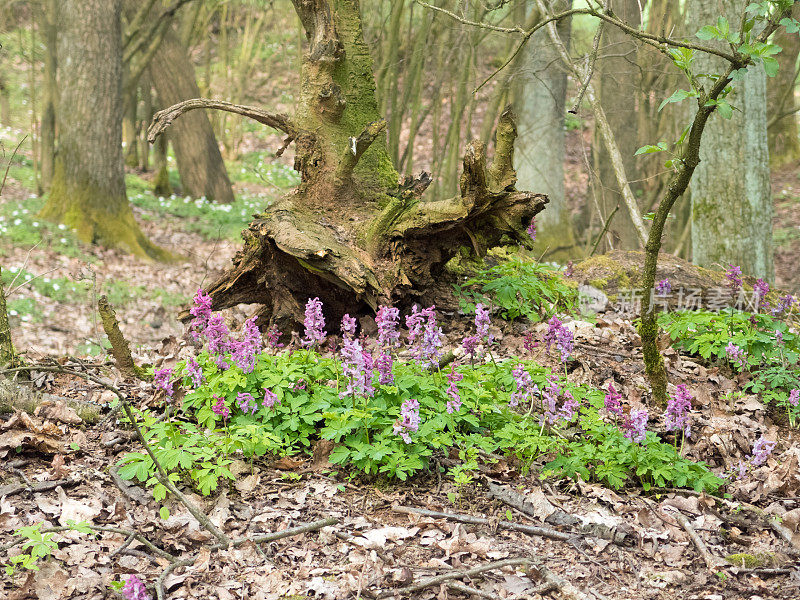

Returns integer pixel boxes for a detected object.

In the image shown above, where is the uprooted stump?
[150,1,547,329]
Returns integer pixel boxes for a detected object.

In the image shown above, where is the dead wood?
[98,295,144,379]
[663,506,724,571]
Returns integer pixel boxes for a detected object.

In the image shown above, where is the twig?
[570,12,604,114]
[446,581,502,599]
[663,506,721,571]
[590,204,619,256]
[0,135,27,197]
[0,476,80,498]
[393,505,573,542]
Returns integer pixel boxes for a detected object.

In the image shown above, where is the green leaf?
[762,56,779,77]
[696,25,719,40]
[716,101,733,119]
[160,506,170,520]
[658,89,694,112]
[634,142,668,156]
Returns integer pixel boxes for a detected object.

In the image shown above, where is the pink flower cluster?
[664,384,692,439]
[544,316,573,362]
[622,409,648,444]
[122,575,151,600]
[406,305,443,368]
[394,399,420,444]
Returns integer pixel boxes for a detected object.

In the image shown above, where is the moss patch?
[724,552,776,568]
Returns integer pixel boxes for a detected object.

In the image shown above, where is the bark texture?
[513,0,575,259]
[150,26,235,203]
[0,267,19,368]
[155,0,547,329]
[688,0,773,280]
[40,0,57,190]
[39,0,170,261]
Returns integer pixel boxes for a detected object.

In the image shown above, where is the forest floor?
[1,127,800,599]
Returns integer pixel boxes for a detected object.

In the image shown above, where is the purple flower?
[214,354,230,370]
[604,383,623,418]
[750,436,776,467]
[510,363,535,407]
[230,316,262,373]
[559,391,580,422]
[341,314,357,339]
[789,389,799,407]
[541,376,561,423]
[772,294,795,316]
[726,265,743,300]
[204,314,232,356]
[564,261,574,278]
[376,306,401,348]
[153,367,174,398]
[527,218,537,243]
[405,305,443,368]
[754,278,770,312]
[523,330,537,354]
[655,278,672,296]
[340,337,374,398]
[237,392,258,415]
[462,334,479,361]
[122,575,151,600]
[664,384,692,439]
[376,351,394,385]
[776,330,784,346]
[544,316,573,362]
[211,395,230,421]
[393,398,420,444]
[185,357,204,388]
[622,409,648,444]
[302,297,327,347]
[725,342,747,370]
[446,368,463,414]
[263,389,279,409]
[475,303,491,342]
[189,289,213,340]
[266,325,284,349]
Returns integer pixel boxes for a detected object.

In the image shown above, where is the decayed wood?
[664,506,725,571]
[97,295,141,379]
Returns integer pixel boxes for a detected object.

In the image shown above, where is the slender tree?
[39,0,170,260]
[513,0,577,259]
[767,4,800,166]
[688,0,774,280]
[40,0,58,190]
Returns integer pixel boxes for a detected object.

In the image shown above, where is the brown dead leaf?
[32,560,70,600]
[311,439,335,471]
[34,400,82,426]
[57,486,101,526]
[273,455,305,470]
[0,412,64,457]
[235,472,260,494]
[51,454,68,479]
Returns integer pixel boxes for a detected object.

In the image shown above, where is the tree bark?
[767,4,800,167]
[513,0,576,260]
[39,0,171,261]
[688,0,773,280]
[594,0,642,250]
[152,0,547,329]
[40,0,57,191]
[0,267,19,368]
[149,25,235,203]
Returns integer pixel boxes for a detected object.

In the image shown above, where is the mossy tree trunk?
[39,0,171,261]
[0,267,20,368]
[150,0,547,328]
[513,0,576,260]
[688,0,773,281]
[39,0,57,191]
[150,25,235,203]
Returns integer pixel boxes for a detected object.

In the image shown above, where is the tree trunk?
[150,25,235,203]
[39,0,171,261]
[767,4,800,167]
[513,0,576,260]
[688,0,773,280]
[0,267,19,368]
[40,0,57,191]
[151,0,547,329]
[594,0,642,250]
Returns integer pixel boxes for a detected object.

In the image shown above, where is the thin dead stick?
[375,558,530,599]
[393,505,573,542]
[590,204,620,256]
[0,476,80,498]
[663,507,721,571]
[0,135,27,197]
[447,581,502,599]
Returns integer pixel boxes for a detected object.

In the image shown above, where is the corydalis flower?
[237,392,258,415]
[406,305,443,368]
[185,357,204,388]
[725,342,747,370]
[541,376,561,423]
[341,314,357,339]
[750,436,776,467]
[376,306,401,348]
[302,297,326,347]
[776,330,784,346]
[604,383,623,418]
[510,363,536,407]
[726,265,743,299]
[527,218,537,243]
[622,409,648,444]
[204,314,231,356]
[376,351,394,385]
[122,575,151,600]
[340,337,374,398]
[559,391,580,422]
[230,316,262,373]
[664,384,692,439]
[266,325,283,349]
[544,316,573,362]
[523,330,537,354]
[474,303,491,342]
[655,279,672,296]
[772,294,795,316]
[789,389,799,407]
[445,368,463,414]
[189,288,212,340]
[462,335,479,361]
[153,367,174,398]
[211,395,230,421]
[754,278,770,312]
[263,388,279,409]
[394,398,420,444]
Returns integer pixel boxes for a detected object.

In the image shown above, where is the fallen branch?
[97,295,146,380]
[446,581,502,599]
[663,506,723,571]
[147,98,296,143]
[0,475,80,498]
[393,505,573,542]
